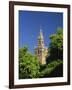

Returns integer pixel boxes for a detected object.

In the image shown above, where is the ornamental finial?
[40,26,42,33]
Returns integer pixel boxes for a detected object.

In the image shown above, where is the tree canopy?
[47,28,63,61]
[19,46,40,79]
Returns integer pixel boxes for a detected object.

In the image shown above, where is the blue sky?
[19,10,63,54]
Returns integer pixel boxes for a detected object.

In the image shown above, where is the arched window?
[38,50,40,54]
[38,40,41,45]
[42,41,44,44]
[38,50,41,54]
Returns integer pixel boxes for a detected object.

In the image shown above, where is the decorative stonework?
[34,28,48,64]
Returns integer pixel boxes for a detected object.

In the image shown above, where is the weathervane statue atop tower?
[34,27,48,64]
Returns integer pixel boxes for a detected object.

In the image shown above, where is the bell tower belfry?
[34,27,48,65]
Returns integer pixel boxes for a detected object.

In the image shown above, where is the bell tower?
[35,27,48,64]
